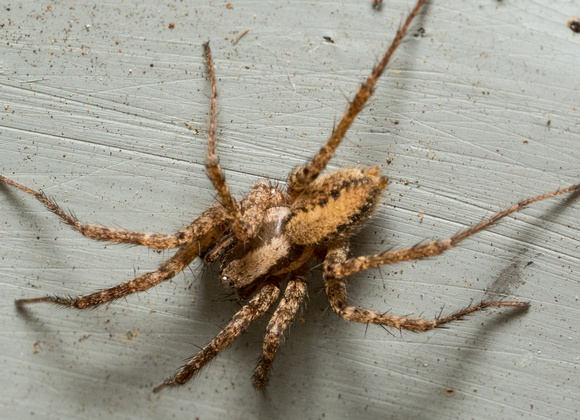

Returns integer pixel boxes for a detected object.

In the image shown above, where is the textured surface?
[1,1,579,419]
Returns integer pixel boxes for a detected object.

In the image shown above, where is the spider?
[2,0,579,392]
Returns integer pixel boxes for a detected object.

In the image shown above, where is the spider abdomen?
[285,167,387,245]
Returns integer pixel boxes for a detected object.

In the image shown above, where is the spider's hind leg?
[285,0,426,202]
[323,242,528,333]
[328,184,580,279]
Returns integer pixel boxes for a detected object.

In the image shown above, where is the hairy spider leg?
[203,42,250,242]
[15,205,229,308]
[0,174,213,250]
[153,282,281,393]
[253,270,309,388]
[286,0,426,202]
[324,242,528,332]
[323,185,580,331]
[329,184,580,279]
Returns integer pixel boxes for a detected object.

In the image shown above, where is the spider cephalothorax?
[2,0,578,392]
[219,167,386,293]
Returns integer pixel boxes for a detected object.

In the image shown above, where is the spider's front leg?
[0,174,221,250]
[15,205,229,309]
[253,268,308,389]
[323,242,528,332]
[153,282,281,393]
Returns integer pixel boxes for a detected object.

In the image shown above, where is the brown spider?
[2,0,579,392]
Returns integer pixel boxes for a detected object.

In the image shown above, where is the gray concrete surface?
[1,1,579,419]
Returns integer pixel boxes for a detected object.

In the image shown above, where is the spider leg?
[253,270,308,389]
[202,42,249,241]
[0,174,228,249]
[15,210,229,309]
[328,184,580,279]
[286,0,426,201]
[153,283,280,393]
[323,242,528,333]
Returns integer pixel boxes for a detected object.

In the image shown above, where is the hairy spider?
[2,0,579,392]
